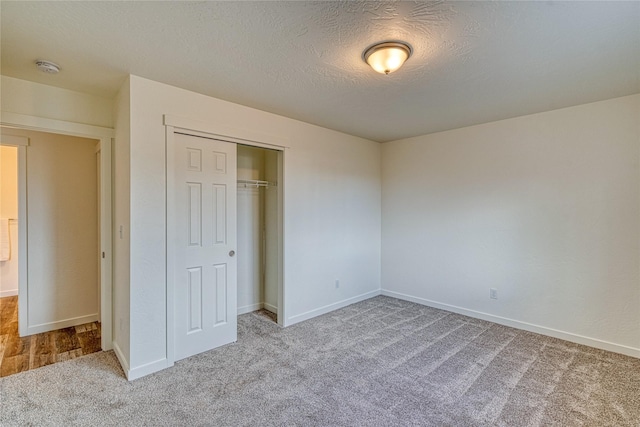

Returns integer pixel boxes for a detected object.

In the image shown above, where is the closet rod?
[237,179,276,188]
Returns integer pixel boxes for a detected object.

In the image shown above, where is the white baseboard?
[263,303,277,314]
[112,341,130,378]
[238,302,279,315]
[287,290,382,326]
[238,303,263,315]
[381,289,640,359]
[24,313,99,336]
[0,289,18,298]
[113,337,170,381]
[127,357,170,381]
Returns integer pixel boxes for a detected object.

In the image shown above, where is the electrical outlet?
[335,279,340,289]
[490,288,498,299]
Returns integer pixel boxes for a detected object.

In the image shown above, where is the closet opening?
[237,144,280,324]
[167,124,286,364]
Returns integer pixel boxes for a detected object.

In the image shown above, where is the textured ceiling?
[1,1,639,142]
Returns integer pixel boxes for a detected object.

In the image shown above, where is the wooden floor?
[0,296,101,377]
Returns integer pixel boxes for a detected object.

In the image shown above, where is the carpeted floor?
[1,296,638,426]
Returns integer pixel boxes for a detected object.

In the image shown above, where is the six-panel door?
[173,133,237,361]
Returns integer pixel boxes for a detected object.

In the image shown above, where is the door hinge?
[102,251,106,259]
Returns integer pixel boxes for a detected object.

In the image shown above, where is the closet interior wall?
[237,145,278,318]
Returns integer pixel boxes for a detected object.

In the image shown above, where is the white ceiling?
[1,1,639,142]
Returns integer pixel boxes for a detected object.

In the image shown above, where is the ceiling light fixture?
[363,41,412,75]
[35,60,60,74]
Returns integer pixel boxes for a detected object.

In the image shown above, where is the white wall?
[1,76,113,128]
[237,146,265,313]
[113,77,131,368]
[382,94,640,357]
[9,128,100,332]
[122,75,381,378]
[0,146,19,296]
[263,149,279,313]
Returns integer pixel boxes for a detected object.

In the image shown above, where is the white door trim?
[165,117,287,367]
[165,126,177,367]
[96,138,113,348]
[163,114,290,149]
[1,112,114,138]
[0,113,114,351]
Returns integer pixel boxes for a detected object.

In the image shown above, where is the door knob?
[229,250,235,257]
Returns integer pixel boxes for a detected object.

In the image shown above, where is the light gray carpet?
[1,296,638,426]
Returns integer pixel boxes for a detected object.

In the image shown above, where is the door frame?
[164,114,287,367]
[0,112,114,351]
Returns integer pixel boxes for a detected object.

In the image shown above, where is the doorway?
[0,123,112,375]
[167,128,284,364]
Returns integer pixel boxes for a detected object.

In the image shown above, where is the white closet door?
[173,133,237,361]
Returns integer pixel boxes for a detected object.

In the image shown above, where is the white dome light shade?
[363,41,412,75]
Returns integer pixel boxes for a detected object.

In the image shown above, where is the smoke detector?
[35,60,60,74]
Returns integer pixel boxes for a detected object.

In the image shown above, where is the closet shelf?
[237,179,276,188]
